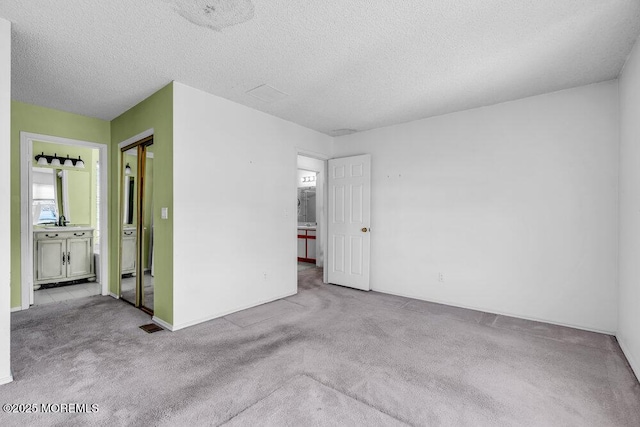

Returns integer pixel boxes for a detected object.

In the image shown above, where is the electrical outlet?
[438,272,444,282]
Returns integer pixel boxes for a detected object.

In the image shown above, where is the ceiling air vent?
[330,129,358,137]
[246,84,289,103]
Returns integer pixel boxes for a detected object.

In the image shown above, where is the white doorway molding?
[20,132,109,310]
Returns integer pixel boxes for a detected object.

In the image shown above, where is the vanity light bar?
[302,176,316,183]
[34,152,85,169]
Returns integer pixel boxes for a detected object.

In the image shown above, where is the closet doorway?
[119,135,154,314]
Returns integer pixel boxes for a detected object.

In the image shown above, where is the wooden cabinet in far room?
[297,228,316,263]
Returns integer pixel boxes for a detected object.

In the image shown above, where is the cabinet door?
[297,231,307,259]
[122,236,136,274]
[36,239,66,281]
[307,237,317,261]
[67,237,93,278]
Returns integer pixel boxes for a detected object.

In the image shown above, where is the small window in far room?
[32,167,58,225]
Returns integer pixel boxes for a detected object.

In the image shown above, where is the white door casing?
[327,154,371,291]
[20,132,110,309]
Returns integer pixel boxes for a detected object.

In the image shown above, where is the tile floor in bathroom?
[34,282,102,305]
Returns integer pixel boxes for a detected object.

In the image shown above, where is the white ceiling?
[2,0,639,136]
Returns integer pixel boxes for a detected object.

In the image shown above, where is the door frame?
[20,132,110,310]
[296,148,329,284]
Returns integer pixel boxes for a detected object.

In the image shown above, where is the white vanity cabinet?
[121,227,136,275]
[34,228,95,286]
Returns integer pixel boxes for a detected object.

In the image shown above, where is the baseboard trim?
[108,292,119,299]
[617,338,640,382]
[152,316,174,332]
[170,291,298,331]
[10,306,22,312]
[0,374,13,385]
[373,287,616,335]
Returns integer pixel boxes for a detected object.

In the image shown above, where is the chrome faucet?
[58,215,67,227]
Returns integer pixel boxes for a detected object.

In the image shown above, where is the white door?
[327,154,371,291]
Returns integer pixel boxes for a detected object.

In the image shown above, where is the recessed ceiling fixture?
[246,84,289,103]
[168,0,255,31]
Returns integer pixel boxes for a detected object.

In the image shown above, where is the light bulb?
[36,152,48,165]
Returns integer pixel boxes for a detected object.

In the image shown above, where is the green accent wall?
[110,83,173,325]
[10,101,110,308]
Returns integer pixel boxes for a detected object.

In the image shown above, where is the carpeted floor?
[2,268,639,426]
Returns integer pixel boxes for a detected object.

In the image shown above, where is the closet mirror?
[119,137,154,314]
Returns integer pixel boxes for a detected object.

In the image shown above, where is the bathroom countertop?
[298,225,317,230]
[34,226,94,233]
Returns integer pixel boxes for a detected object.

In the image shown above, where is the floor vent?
[139,323,163,333]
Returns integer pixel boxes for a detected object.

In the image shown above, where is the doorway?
[119,135,154,314]
[296,154,327,281]
[20,132,109,310]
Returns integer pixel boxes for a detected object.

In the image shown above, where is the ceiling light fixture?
[171,0,255,31]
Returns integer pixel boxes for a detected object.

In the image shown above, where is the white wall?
[0,17,12,384]
[172,82,332,330]
[334,81,620,333]
[618,36,640,378]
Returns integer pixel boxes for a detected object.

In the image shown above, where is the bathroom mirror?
[61,169,91,224]
[32,141,97,227]
[32,167,90,225]
[32,167,59,225]
[297,187,316,223]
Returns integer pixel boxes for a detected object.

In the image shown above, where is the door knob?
[361,227,369,233]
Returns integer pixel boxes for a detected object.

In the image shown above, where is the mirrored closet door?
[120,136,154,314]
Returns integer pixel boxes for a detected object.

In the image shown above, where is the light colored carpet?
[297,262,316,272]
[2,268,639,426]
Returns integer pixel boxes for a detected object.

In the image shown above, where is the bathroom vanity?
[33,226,95,287]
[297,225,317,263]
[121,226,137,276]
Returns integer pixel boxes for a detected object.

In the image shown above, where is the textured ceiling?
[1,0,640,136]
